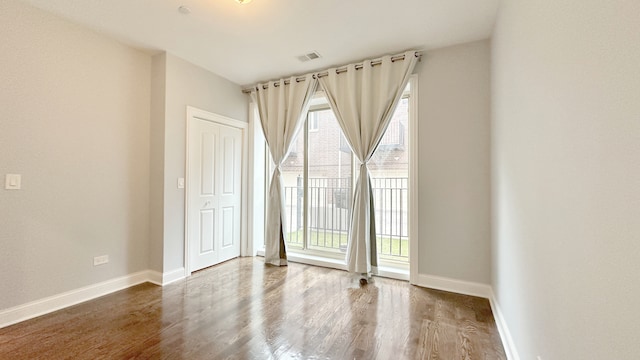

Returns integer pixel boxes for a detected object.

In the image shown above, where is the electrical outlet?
[93,255,109,266]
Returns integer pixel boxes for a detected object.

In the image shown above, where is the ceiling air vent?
[297,51,322,62]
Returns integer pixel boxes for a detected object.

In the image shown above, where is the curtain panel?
[252,75,317,266]
[318,51,417,275]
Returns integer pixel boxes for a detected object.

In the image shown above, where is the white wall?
[0,0,151,309]
[492,0,640,359]
[415,40,492,284]
[0,0,249,313]
[148,54,167,273]
[151,53,249,273]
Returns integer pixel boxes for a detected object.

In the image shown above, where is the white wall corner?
[146,270,163,286]
[414,274,520,359]
[161,267,186,286]
[0,271,151,329]
[415,273,493,299]
[488,291,521,360]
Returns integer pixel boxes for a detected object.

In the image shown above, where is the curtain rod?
[241,51,420,94]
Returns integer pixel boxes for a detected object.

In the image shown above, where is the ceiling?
[21,0,500,86]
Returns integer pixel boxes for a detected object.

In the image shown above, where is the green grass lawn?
[286,230,409,258]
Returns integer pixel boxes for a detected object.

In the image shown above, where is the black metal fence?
[283,176,409,260]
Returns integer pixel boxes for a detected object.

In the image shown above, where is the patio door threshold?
[255,251,409,281]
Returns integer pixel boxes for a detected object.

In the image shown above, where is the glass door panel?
[281,129,305,249]
[307,109,353,253]
[370,96,410,263]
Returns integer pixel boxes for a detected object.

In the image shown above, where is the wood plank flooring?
[0,257,506,359]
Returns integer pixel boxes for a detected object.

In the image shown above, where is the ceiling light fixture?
[235,0,253,4]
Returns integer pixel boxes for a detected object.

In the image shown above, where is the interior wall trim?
[414,273,520,360]
[489,291,521,360]
[415,273,492,298]
[146,270,163,286]
[162,267,186,285]
[0,270,151,329]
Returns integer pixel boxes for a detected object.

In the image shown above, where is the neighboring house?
[281,97,410,179]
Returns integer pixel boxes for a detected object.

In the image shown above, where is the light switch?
[5,174,21,190]
[177,177,185,189]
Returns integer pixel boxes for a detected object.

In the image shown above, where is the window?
[308,112,319,132]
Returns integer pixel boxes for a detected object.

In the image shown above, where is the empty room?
[1,0,638,359]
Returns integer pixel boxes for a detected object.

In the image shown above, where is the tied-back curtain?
[318,51,417,274]
[252,75,317,266]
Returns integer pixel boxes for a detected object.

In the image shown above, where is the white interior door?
[218,125,242,263]
[188,117,242,272]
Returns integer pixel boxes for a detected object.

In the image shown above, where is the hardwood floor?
[0,258,506,359]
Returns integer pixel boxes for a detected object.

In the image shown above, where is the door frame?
[184,106,248,276]
[408,74,419,285]
[250,76,418,282]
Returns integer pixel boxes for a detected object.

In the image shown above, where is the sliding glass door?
[278,86,411,268]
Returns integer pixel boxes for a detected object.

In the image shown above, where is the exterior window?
[308,112,319,132]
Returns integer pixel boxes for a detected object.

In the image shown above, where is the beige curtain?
[318,51,417,275]
[252,75,317,266]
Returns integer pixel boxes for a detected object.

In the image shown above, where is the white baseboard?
[146,268,185,286]
[489,292,521,360]
[147,270,163,286]
[414,273,493,299]
[0,267,188,329]
[0,271,150,329]
[414,274,520,360]
[161,267,186,285]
